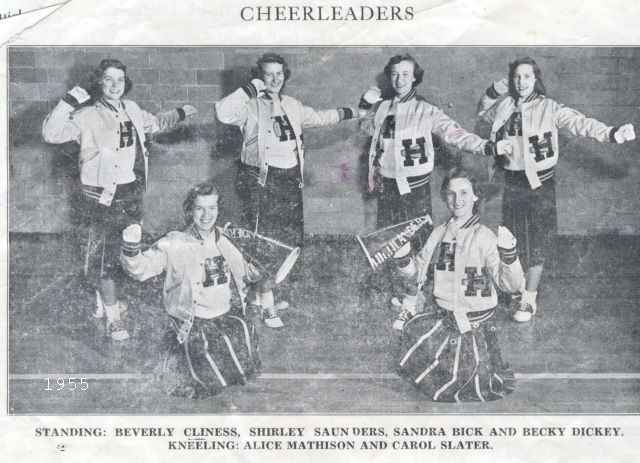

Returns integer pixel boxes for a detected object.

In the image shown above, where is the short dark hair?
[89,59,133,99]
[508,56,546,100]
[183,182,220,225]
[384,54,424,88]
[440,167,483,214]
[251,53,292,82]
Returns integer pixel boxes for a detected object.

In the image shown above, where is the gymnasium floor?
[8,233,640,414]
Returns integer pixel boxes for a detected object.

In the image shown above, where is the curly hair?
[183,181,220,225]
[383,53,424,88]
[440,167,483,214]
[88,58,133,100]
[251,53,292,83]
[508,56,546,100]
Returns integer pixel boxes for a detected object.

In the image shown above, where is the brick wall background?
[8,47,640,236]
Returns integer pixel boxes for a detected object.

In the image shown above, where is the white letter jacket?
[120,227,250,324]
[361,90,490,196]
[478,91,617,189]
[42,98,183,206]
[415,216,524,332]
[215,86,349,187]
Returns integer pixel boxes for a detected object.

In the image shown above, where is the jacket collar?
[448,213,480,231]
[516,91,541,105]
[97,97,126,113]
[186,223,220,242]
[260,92,283,102]
[459,213,480,229]
[395,88,416,104]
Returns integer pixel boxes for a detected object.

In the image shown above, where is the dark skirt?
[236,163,304,248]
[502,170,557,269]
[82,180,144,282]
[398,309,514,402]
[155,312,260,398]
[377,175,432,250]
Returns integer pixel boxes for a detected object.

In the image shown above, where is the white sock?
[402,294,418,315]
[104,302,120,321]
[521,290,537,307]
[259,290,275,309]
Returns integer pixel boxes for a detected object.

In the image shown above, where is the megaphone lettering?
[222,223,300,284]
[356,215,433,270]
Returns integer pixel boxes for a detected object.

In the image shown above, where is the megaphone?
[356,215,432,270]
[221,223,300,284]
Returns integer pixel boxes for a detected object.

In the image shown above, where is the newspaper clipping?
[2,0,640,461]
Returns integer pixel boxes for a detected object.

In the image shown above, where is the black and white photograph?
[2,0,640,460]
[8,45,640,415]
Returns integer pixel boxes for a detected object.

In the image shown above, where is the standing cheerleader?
[477,57,635,322]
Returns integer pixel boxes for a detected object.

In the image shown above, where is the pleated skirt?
[156,313,260,398]
[398,309,514,402]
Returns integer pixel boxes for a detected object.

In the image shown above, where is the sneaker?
[93,292,128,319]
[275,300,289,311]
[513,301,537,323]
[393,308,414,331]
[262,306,284,328]
[107,318,130,341]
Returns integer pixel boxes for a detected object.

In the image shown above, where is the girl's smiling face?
[389,60,416,98]
[191,194,219,234]
[445,177,477,219]
[100,67,126,101]
[513,63,536,99]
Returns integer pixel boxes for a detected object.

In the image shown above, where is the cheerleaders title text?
[240,5,414,21]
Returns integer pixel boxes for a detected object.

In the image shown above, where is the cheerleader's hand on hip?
[496,140,513,156]
[614,124,636,143]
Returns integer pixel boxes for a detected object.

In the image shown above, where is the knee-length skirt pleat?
[156,313,260,398]
[398,310,514,402]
